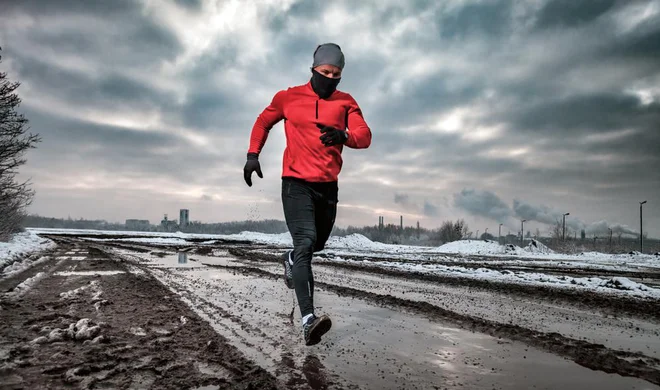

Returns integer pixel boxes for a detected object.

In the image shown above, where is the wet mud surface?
[4,235,660,389]
[0,243,279,390]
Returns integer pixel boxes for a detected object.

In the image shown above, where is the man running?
[243,43,372,346]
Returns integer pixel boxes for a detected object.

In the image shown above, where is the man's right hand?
[243,153,263,187]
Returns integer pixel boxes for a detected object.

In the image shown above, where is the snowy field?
[23,227,660,300]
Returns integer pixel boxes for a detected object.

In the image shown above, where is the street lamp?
[640,201,647,253]
[562,212,570,241]
[499,223,503,244]
[521,219,527,246]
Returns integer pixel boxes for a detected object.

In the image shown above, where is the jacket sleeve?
[247,90,287,156]
[344,96,372,149]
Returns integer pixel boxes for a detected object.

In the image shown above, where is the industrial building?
[180,209,189,228]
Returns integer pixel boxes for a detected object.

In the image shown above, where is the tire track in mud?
[124,258,339,390]
[228,248,660,322]
[207,260,660,386]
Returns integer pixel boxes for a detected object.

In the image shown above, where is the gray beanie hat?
[312,43,345,70]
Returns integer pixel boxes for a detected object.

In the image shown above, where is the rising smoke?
[454,189,639,236]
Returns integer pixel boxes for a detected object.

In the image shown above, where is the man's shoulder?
[333,89,357,103]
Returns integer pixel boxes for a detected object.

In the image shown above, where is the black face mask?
[311,69,340,99]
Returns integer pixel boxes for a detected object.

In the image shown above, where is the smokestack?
[400,215,403,230]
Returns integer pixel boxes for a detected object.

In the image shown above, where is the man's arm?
[344,97,371,149]
[247,90,287,156]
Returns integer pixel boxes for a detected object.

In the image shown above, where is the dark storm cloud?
[1,0,136,16]
[394,193,411,206]
[507,93,660,134]
[21,108,222,184]
[453,189,512,223]
[1,0,658,233]
[10,55,176,112]
[174,0,203,10]
[437,0,513,39]
[423,201,439,217]
[534,0,619,29]
[609,28,660,61]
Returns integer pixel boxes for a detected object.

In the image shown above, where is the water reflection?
[178,252,188,264]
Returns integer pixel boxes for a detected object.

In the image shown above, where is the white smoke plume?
[454,188,639,236]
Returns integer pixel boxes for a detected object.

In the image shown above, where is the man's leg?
[281,179,316,319]
[313,183,338,253]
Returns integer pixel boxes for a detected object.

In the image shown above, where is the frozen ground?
[1,229,657,389]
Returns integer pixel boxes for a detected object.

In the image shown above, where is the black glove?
[243,153,263,187]
[317,123,348,146]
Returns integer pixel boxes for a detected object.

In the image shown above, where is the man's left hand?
[317,123,349,146]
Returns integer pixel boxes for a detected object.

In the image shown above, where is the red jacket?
[248,81,372,182]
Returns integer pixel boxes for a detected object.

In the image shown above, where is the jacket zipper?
[315,99,319,119]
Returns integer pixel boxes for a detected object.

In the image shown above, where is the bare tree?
[550,218,562,242]
[0,47,41,241]
[438,219,469,243]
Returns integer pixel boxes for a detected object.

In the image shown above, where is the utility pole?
[520,220,527,246]
[562,212,570,241]
[499,223,503,245]
[640,201,647,253]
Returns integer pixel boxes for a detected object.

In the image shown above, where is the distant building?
[179,209,189,228]
[125,219,150,231]
[160,214,179,232]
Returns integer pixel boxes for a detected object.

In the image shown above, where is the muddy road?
[2,234,660,389]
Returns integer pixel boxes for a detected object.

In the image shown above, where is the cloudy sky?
[1,0,659,238]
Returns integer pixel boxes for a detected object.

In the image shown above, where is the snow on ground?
[431,239,555,256]
[5,272,46,298]
[25,228,659,270]
[329,256,660,300]
[2,256,50,277]
[1,231,56,272]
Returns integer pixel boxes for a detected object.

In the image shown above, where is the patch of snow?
[329,257,660,300]
[70,318,101,340]
[59,281,99,299]
[218,231,293,246]
[7,272,46,297]
[2,256,50,277]
[130,327,147,336]
[524,239,555,254]
[125,264,146,275]
[432,240,508,255]
[1,230,56,275]
[180,316,188,325]
[31,318,102,344]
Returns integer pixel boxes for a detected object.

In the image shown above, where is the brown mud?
[0,243,280,390]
